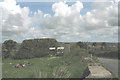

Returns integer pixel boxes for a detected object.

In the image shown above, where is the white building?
[57,47,64,50]
[49,47,56,50]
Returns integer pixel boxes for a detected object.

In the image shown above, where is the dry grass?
[34,65,71,78]
[33,70,47,78]
[53,65,71,78]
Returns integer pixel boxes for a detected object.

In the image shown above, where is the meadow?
[2,39,90,78]
[2,39,118,78]
[2,56,87,78]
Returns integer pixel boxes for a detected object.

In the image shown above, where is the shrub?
[14,38,58,59]
[70,44,88,57]
[2,40,17,59]
[77,42,87,49]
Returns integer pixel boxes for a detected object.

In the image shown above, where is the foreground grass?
[2,56,86,78]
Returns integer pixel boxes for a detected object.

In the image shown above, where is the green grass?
[2,56,86,78]
[92,56,99,62]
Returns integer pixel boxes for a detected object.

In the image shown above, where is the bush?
[14,38,58,59]
[70,44,88,57]
[2,40,17,59]
[77,42,87,49]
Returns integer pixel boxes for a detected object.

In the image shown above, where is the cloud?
[0,0,43,42]
[40,1,118,42]
[52,1,83,17]
[1,0,118,42]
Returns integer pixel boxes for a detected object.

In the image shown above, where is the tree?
[14,38,58,59]
[77,42,87,49]
[101,42,106,50]
[92,42,97,54]
[92,42,97,47]
[2,40,17,59]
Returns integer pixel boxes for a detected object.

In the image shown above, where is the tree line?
[2,39,118,59]
[2,39,58,59]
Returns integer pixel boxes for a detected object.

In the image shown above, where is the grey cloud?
[1,0,118,42]
[39,2,118,42]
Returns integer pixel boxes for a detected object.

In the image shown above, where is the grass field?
[2,56,87,78]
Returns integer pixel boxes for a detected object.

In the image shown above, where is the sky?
[0,0,118,42]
